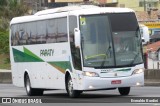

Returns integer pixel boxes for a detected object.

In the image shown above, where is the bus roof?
[34,5,99,16]
[10,5,134,25]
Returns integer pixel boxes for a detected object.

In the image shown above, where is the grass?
[0,54,11,70]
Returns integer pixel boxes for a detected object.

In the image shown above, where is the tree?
[0,0,29,30]
[0,0,29,59]
[0,0,29,69]
[0,0,8,8]
[7,0,29,19]
[0,30,9,54]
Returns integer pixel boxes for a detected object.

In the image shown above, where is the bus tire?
[118,87,130,96]
[24,74,43,96]
[66,76,81,98]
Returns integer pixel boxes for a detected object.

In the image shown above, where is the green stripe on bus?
[23,47,43,61]
[48,61,72,74]
[12,48,44,62]
[116,68,131,72]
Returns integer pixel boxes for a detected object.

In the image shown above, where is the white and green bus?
[10,5,144,98]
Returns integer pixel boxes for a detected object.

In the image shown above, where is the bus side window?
[46,19,57,43]
[57,17,68,42]
[37,20,47,44]
[11,25,18,46]
[19,23,30,45]
[29,22,37,44]
[14,24,20,46]
[25,23,31,45]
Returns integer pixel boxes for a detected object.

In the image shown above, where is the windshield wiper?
[128,27,141,65]
[101,46,111,67]
[129,52,139,65]
[135,27,140,37]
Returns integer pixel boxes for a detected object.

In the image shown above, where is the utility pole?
[144,0,146,11]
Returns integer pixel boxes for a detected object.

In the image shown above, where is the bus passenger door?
[69,15,82,90]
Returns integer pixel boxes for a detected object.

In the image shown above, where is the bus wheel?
[67,76,81,98]
[118,87,130,96]
[25,74,43,96]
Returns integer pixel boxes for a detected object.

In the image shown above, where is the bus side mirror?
[74,28,81,48]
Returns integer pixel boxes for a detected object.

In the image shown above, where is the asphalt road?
[0,84,160,105]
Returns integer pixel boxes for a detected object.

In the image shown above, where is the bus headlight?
[83,71,99,77]
[132,68,144,75]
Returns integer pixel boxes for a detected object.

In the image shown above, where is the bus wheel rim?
[26,78,30,93]
[68,79,73,95]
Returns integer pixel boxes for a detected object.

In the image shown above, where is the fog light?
[136,82,141,86]
[89,85,93,89]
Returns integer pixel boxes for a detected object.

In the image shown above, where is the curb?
[0,71,12,84]
[144,82,160,86]
[144,79,160,86]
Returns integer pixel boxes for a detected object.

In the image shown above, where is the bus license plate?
[111,80,121,84]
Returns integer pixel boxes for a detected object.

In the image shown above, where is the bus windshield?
[80,13,143,68]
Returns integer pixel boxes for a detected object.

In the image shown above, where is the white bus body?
[10,5,144,97]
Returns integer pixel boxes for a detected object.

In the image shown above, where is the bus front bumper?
[78,73,144,90]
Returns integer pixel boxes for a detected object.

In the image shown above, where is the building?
[47,0,92,8]
[139,0,160,11]
[22,0,160,12]
[46,0,160,12]
[22,0,160,20]
[99,0,160,12]
[97,0,160,21]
